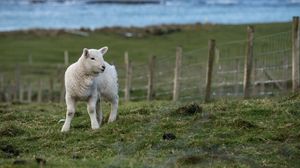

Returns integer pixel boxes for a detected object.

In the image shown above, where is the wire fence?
[124,24,296,101]
[0,18,299,103]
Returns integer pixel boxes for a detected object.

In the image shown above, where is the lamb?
[61,46,119,132]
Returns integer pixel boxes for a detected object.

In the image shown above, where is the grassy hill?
[0,22,291,66]
[0,22,293,102]
[1,94,300,167]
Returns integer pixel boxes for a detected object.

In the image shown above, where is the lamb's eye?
[91,57,95,60]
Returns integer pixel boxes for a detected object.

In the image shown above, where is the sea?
[0,0,300,31]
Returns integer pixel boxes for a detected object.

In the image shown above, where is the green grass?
[0,22,293,101]
[1,94,300,167]
[0,22,291,66]
[0,23,298,167]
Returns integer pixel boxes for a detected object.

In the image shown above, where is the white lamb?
[61,46,119,132]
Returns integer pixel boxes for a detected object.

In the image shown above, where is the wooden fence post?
[19,85,24,102]
[243,26,255,99]
[28,54,32,65]
[27,83,32,103]
[37,79,42,103]
[0,75,3,102]
[60,71,65,103]
[205,39,216,102]
[173,46,182,102]
[147,55,156,101]
[13,64,21,101]
[124,52,132,102]
[283,58,289,91]
[0,74,3,94]
[252,58,258,96]
[49,77,54,102]
[292,16,300,92]
[64,50,69,66]
[234,58,240,96]
[6,81,13,103]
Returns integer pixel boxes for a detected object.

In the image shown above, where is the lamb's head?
[80,47,108,75]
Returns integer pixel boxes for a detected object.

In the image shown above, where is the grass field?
[0,22,294,101]
[0,22,299,167]
[1,94,300,167]
[0,22,291,66]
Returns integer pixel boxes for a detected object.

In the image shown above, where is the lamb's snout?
[101,65,106,72]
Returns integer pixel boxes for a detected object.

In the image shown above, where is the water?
[0,0,300,31]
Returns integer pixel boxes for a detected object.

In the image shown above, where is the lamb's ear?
[83,48,89,58]
[99,46,108,55]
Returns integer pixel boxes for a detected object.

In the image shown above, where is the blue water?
[0,0,300,31]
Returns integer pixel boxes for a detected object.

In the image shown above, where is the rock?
[163,133,176,140]
[1,145,20,157]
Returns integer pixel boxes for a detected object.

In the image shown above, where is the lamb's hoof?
[91,124,100,130]
[108,118,116,123]
[61,128,70,132]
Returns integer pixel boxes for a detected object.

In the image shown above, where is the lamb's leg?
[108,97,118,123]
[96,99,103,127]
[61,96,76,132]
[87,97,99,130]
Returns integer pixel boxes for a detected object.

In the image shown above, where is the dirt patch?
[176,103,203,115]
[163,133,176,140]
[1,145,20,157]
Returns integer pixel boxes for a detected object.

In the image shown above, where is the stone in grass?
[163,133,176,140]
[176,103,202,115]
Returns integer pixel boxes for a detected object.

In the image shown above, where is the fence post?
[27,83,32,103]
[243,26,255,99]
[252,58,258,96]
[173,46,182,102]
[283,58,289,91]
[37,79,42,103]
[13,64,21,101]
[292,16,300,92]
[0,75,3,102]
[124,52,132,102]
[6,81,13,103]
[64,50,69,66]
[49,77,54,102]
[60,70,65,103]
[234,58,240,96]
[0,74,3,94]
[205,39,216,102]
[28,54,32,65]
[19,85,24,102]
[147,55,156,101]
